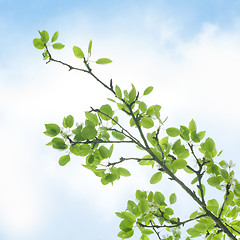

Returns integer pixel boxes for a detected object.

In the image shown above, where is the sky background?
[1,0,240,239]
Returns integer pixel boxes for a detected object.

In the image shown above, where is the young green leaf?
[166,127,180,137]
[143,86,153,95]
[112,131,125,140]
[140,117,154,129]
[115,85,122,99]
[118,230,134,239]
[81,126,97,140]
[52,138,68,150]
[70,144,91,156]
[52,43,65,49]
[85,112,98,126]
[127,200,140,216]
[99,146,110,159]
[59,155,70,166]
[118,168,131,177]
[44,124,60,137]
[172,159,187,169]
[38,30,49,44]
[189,119,197,133]
[207,176,222,188]
[51,31,59,42]
[119,219,133,232]
[169,193,177,204]
[33,38,45,49]
[154,192,165,205]
[150,172,162,184]
[116,211,136,222]
[88,40,92,54]
[138,199,149,214]
[63,115,74,128]
[99,104,114,120]
[180,125,190,141]
[96,58,112,64]
[73,46,84,59]
[204,138,216,153]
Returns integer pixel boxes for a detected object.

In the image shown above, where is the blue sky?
[1,1,240,240]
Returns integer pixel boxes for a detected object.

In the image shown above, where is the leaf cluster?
[34,30,240,240]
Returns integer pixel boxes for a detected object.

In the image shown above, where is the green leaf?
[73,46,84,59]
[154,192,165,205]
[119,219,133,232]
[127,200,140,216]
[169,193,177,204]
[52,138,67,150]
[180,125,190,141]
[118,168,131,177]
[220,169,229,179]
[198,131,206,140]
[38,30,49,44]
[194,223,207,233]
[129,84,136,103]
[52,43,65,49]
[115,85,122,99]
[140,229,154,235]
[51,31,59,42]
[143,86,153,95]
[85,112,98,126]
[207,176,222,188]
[190,211,199,219]
[44,124,60,137]
[81,126,97,140]
[102,173,118,184]
[140,117,154,129]
[99,104,114,120]
[118,230,134,239]
[187,228,201,237]
[63,115,74,128]
[207,199,219,214]
[136,190,147,200]
[191,131,200,143]
[204,138,216,153]
[165,207,174,215]
[147,105,161,119]
[138,199,149,214]
[59,155,70,166]
[150,172,162,184]
[96,58,112,64]
[166,127,180,137]
[116,211,136,222]
[138,102,147,112]
[112,131,125,140]
[99,146,110,159]
[70,144,91,156]
[189,119,197,133]
[141,235,149,240]
[33,38,45,49]
[172,159,187,169]
[88,40,92,54]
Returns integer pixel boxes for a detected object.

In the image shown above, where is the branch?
[107,157,153,167]
[90,107,144,148]
[138,213,208,229]
[225,223,240,235]
[68,137,134,146]
[219,182,231,218]
[188,142,201,167]
[150,220,161,240]
[153,127,165,161]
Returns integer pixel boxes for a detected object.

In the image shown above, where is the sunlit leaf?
[96,58,112,64]
[73,46,84,58]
